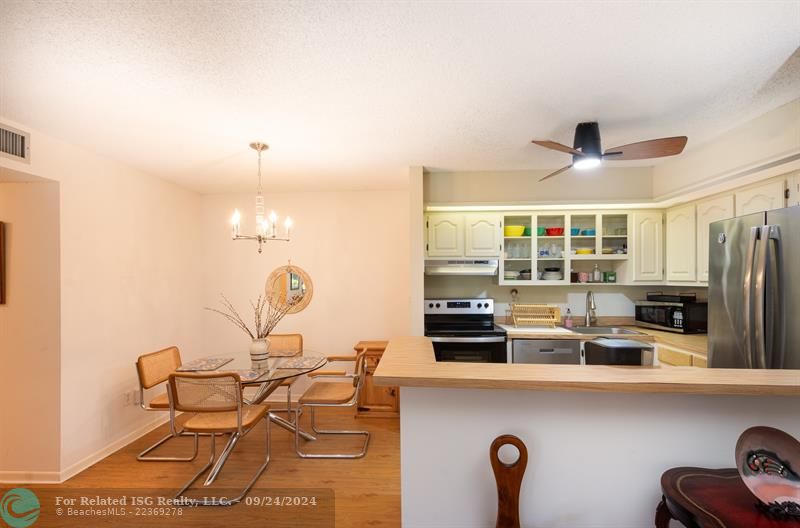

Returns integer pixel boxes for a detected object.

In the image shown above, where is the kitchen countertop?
[499,324,707,358]
[373,336,800,396]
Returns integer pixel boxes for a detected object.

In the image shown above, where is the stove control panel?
[424,298,494,315]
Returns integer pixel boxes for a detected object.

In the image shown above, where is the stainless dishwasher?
[512,339,582,364]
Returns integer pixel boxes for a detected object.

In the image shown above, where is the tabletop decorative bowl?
[735,426,800,517]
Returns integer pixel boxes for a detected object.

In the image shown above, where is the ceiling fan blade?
[603,136,687,161]
[532,140,585,157]
[539,165,573,182]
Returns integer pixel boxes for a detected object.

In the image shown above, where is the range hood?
[424,259,499,276]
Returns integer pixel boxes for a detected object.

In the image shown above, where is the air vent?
[0,123,30,163]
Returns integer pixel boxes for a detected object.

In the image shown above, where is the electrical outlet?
[132,389,141,406]
[123,391,132,407]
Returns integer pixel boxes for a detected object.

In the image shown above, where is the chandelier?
[230,142,292,253]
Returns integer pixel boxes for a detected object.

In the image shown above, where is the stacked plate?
[504,271,520,280]
[542,271,563,280]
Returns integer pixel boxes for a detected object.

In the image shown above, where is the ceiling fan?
[532,122,687,182]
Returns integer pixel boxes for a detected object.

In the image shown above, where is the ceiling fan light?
[573,157,601,170]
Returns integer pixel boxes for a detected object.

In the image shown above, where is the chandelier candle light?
[230,142,292,253]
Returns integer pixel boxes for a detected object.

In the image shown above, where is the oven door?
[428,336,507,363]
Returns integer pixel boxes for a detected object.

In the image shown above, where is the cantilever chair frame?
[260,333,304,424]
[294,349,370,459]
[168,371,271,507]
[135,346,201,462]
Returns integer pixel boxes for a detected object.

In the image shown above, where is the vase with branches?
[206,293,298,363]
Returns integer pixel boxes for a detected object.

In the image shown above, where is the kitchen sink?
[571,327,645,335]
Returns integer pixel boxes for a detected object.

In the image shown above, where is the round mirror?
[265,264,313,314]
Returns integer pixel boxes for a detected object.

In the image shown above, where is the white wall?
[198,190,411,394]
[425,167,653,204]
[0,181,61,480]
[401,387,800,528]
[653,98,800,198]
[0,117,205,479]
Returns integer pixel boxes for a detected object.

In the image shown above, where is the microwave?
[634,300,708,334]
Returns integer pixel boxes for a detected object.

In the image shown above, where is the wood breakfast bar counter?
[374,336,800,396]
[374,337,800,527]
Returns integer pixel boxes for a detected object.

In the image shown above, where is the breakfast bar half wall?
[373,337,800,527]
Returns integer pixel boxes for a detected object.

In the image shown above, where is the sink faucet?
[585,291,597,327]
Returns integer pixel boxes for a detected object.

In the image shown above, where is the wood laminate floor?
[23,409,400,528]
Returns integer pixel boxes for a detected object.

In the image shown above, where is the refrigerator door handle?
[742,226,759,368]
[765,225,784,368]
[752,225,771,369]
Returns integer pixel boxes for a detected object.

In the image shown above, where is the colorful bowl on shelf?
[545,227,564,236]
[536,226,546,236]
[575,248,594,255]
[570,227,581,236]
[523,226,532,236]
[581,228,596,236]
[504,225,525,237]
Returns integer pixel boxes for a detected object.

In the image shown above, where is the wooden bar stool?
[656,467,792,528]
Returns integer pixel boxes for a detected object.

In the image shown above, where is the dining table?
[181,351,328,486]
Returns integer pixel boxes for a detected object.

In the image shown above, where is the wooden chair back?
[269,333,303,355]
[168,372,242,413]
[136,346,181,389]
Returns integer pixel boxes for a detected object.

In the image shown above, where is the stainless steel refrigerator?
[708,205,800,369]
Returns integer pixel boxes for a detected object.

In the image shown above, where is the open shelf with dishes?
[501,214,534,283]
[497,211,632,286]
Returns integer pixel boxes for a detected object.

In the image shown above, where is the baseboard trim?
[0,470,63,484]
[2,399,299,485]
[55,415,171,484]
[0,416,171,485]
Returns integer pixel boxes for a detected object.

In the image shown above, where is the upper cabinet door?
[696,195,734,283]
[666,204,697,282]
[426,214,464,257]
[735,179,786,216]
[787,171,800,207]
[632,211,664,281]
[464,214,501,257]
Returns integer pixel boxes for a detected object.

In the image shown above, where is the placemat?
[232,369,268,382]
[277,357,325,370]
[176,357,234,372]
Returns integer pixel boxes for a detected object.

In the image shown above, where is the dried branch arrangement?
[206,293,299,339]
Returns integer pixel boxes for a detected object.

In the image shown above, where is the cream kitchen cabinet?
[735,179,786,216]
[665,204,697,282]
[464,213,502,257]
[695,194,734,282]
[425,213,500,258]
[787,171,800,207]
[631,211,663,282]
[426,214,464,257]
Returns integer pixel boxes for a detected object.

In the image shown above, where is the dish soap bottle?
[593,263,602,283]
[564,308,573,329]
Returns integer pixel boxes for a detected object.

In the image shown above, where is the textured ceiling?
[0,1,798,194]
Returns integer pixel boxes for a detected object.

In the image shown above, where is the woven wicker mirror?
[265,264,313,314]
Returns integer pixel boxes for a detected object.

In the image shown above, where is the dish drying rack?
[510,304,561,328]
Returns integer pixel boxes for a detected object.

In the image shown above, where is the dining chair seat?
[294,349,369,459]
[182,404,269,434]
[148,392,170,409]
[300,381,356,405]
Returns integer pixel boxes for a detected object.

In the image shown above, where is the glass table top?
[186,353,328,385]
